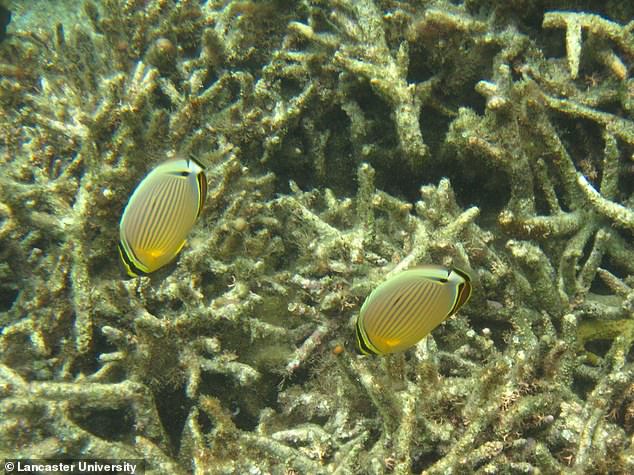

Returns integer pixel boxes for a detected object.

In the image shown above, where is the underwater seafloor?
[1,0,634,473]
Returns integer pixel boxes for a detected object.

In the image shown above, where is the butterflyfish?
[118,158,207,276]
[355,265,472,355]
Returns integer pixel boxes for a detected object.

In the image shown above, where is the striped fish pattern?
[118,158,207,276]
[355,265,472,355]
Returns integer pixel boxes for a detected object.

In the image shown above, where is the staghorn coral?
[289,0,430,170]
[542,11,633,80]
[1,0,634,474]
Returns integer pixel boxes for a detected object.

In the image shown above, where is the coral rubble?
[1,0,634,473]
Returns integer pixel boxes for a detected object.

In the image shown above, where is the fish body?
[118,158,207,276]
[355,265,472,355]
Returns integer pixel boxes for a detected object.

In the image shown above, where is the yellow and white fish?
[118,158,207,276]
[355,265,472,355]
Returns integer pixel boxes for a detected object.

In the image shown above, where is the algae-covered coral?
[1,0,634,473]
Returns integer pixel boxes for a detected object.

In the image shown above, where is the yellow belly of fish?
[147,248,168,258]
[383,338,402,347]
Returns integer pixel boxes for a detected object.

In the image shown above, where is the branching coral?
[290,0,429,169]
[443,7,634,472]
[1,1,634,474]
[543,11,633,80]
